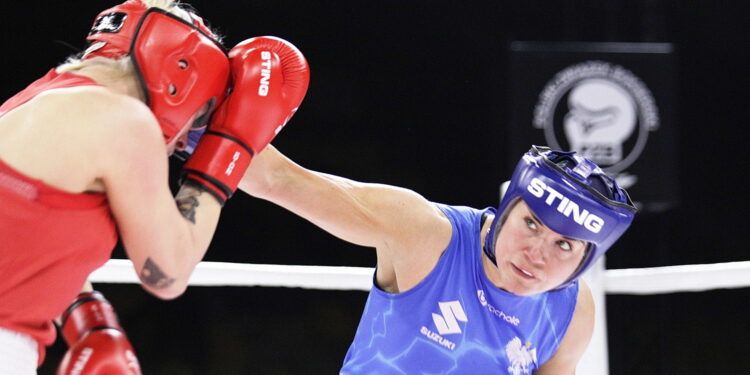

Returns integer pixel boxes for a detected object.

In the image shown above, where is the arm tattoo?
[175,182,204,224]
[140,257,176,289]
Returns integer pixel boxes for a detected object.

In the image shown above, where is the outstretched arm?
[239,145,452,292]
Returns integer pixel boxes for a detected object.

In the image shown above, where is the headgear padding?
[84,0,230,144]
[484,145,637,289]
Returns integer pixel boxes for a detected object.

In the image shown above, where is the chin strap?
[480,211,497,266]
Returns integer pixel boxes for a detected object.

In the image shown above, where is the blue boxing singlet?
[340,204,579,374]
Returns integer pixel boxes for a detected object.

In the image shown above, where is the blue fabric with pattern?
[340,204,579,375]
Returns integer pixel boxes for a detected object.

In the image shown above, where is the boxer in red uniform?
[0,1,310,373]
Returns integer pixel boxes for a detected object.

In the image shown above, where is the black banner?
[508,42,678,213]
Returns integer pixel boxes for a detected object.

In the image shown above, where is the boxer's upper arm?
[535,280,595,375]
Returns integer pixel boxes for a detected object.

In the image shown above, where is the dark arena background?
[1,1,747,374]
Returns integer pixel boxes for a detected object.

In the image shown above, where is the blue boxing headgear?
[483,145,637,289]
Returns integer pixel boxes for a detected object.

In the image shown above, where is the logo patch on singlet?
[477,290,521,326]
[505,337,538,375]
[89,12,128,35]
[418,300,468,351]
[0,170,39,200]
[431,300,468,334]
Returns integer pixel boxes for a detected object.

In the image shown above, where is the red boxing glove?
[183,36,310,204]
[56,292,142,375]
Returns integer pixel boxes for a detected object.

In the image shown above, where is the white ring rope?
[605,260,750,294]
[91,259,750,295]
[92,258,749,375]
[90,259,373,290]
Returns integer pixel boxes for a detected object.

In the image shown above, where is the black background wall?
[1,1,748,374]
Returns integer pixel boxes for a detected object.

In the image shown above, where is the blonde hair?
[56,0,204,74]
[142,0,193,23]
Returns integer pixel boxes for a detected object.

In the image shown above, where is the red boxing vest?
[0,69,118,364]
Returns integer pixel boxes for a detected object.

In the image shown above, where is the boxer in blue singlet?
[239,145,636,374]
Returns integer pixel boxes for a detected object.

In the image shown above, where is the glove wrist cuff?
[182,132,254,202]
[60,291,121,345]
[182,174,230,205]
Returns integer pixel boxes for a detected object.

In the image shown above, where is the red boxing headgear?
[84,0,230,144]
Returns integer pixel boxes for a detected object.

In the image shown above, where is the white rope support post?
[579,257,609,375]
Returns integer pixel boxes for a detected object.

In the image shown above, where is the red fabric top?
[0,69,118,364]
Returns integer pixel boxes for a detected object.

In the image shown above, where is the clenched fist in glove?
[183,36,310,204]
[56,292,141,375]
